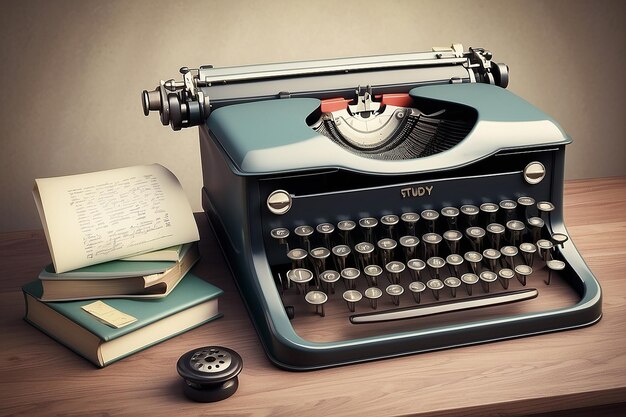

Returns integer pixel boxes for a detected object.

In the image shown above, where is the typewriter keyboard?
[268,197,580,342]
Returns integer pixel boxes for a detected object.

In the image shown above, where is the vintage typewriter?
[142,44,602,370]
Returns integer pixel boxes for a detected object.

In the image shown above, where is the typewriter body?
[142,45,602,370]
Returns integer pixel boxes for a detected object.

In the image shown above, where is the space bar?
[349,288,538,324]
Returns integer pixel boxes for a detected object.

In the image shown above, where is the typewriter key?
[498,268,515,289]
[444,277,462,297]
[480,202,499,224]
[421,209,439,232]
[460,204,479,227]
[536,239,554,262]
[422,232,442,258]
[517,196,536,220]
[337,220,356,246]
[426,256,446,280]
[270,227,290,252]
[287,248,308,269]
[500,245,519,268]
[506,220,526,246]
[343,290,362,312]
[355,241,375,270]
[359,217,378,243]
[441,206,460,230]
[443,230,462,254]
[486,223,505,249]
[380,214,399,239]
[305,290,328,317]
[386,261,406,284]
[309,247,330,285]
[320,270,340,294]
[514,264,533,286]
[499,199,517,223]
[464,251,483,274]
[545,259,565,285]
[482,248,501,273]
[331,244,351,271]
[378,238,397,266]
[400,212,420,235]
[399,235,420,262]
[407,258,426,282]
[408,281,426,303]
[461,273,479,295]
[479,270,498,293]
[287,268,314,294]
[527,217,545,242]
[364,265,383,287]
[386,284,404,306]
[426,278,444,300]
[364,287,383,309]
[294,225,314,251]
[466,227,486,252]
[341,267,361,290]
[519,242,537,267]
[537,201,555,222]
[551,232,569,248]
[316,223,335,248]
[446,254,464,278]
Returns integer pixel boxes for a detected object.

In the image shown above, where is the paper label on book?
[81,300,138,328]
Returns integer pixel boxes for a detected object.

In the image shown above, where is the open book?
[33,164,199,273]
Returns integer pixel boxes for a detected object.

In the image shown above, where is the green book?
[23,272,223,367]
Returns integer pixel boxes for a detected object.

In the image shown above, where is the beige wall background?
[1,0,624,232]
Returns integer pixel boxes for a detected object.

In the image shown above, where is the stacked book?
[23,164,223,367]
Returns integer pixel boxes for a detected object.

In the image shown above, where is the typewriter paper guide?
[207,83,570,176]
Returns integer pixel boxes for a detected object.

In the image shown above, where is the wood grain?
[0,177,625,417]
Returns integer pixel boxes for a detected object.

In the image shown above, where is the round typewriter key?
[426,256,446,280]
[305,290,328,317]
[337,220,356,246]
[364,264,383,287]
[385,261,405,284]
[551,232,569,248]
[422,232,442,258]
[421,209,439,232]
[426,278,444,300]
[441,206,460,229]
[287,248,308,269]
[527,216,545,242]
[498,268,515,289]
[444,276,462,297]
[407,258,426,281]
[270,227,290,251]
[466,226,486,252]
[267,189,292,215]
[378,238,397,266]
[364,287,383,309]
[343,289,362,312]
[537,201,555,222]
[461,273,479,295]
[443,230,463,254]
[400,212,420,235]
[316,222,335,248]
[506,220,526,246]
[464,251,483,274]
[499,200,517,222]
[355,241,375,269]
[519,242,537,267]
[479,270,498,293]
[514,264,533,286]
[480,202,499,225]
[359,217,378,243]
[341,267,361,290]
[545,259,566,285]
[501,245,519,268]
[309,247,331,283]
[331,244,351,271]
[517,196,536,219]
[408,281,426,303]
[385,284,404,306]
[287,268,314,294]
[445,253,463,277]
[294,225,314,251]
[486,223,505,249]
[320,270,340,294]
[380,214,399,238]
[536,239,554,262]
[482,248,501,272]
[399,235,420,262]
[460,204,479,226]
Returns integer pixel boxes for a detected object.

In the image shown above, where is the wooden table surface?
[1,177,625,417]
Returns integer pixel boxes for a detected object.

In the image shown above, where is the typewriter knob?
[267,190,292,215]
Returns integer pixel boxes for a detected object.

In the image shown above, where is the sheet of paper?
[33,164,199,273]
[81,300,137,328]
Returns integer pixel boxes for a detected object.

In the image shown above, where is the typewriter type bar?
[142,44,602,370]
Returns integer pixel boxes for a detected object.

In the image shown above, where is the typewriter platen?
[142,44,602,370]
